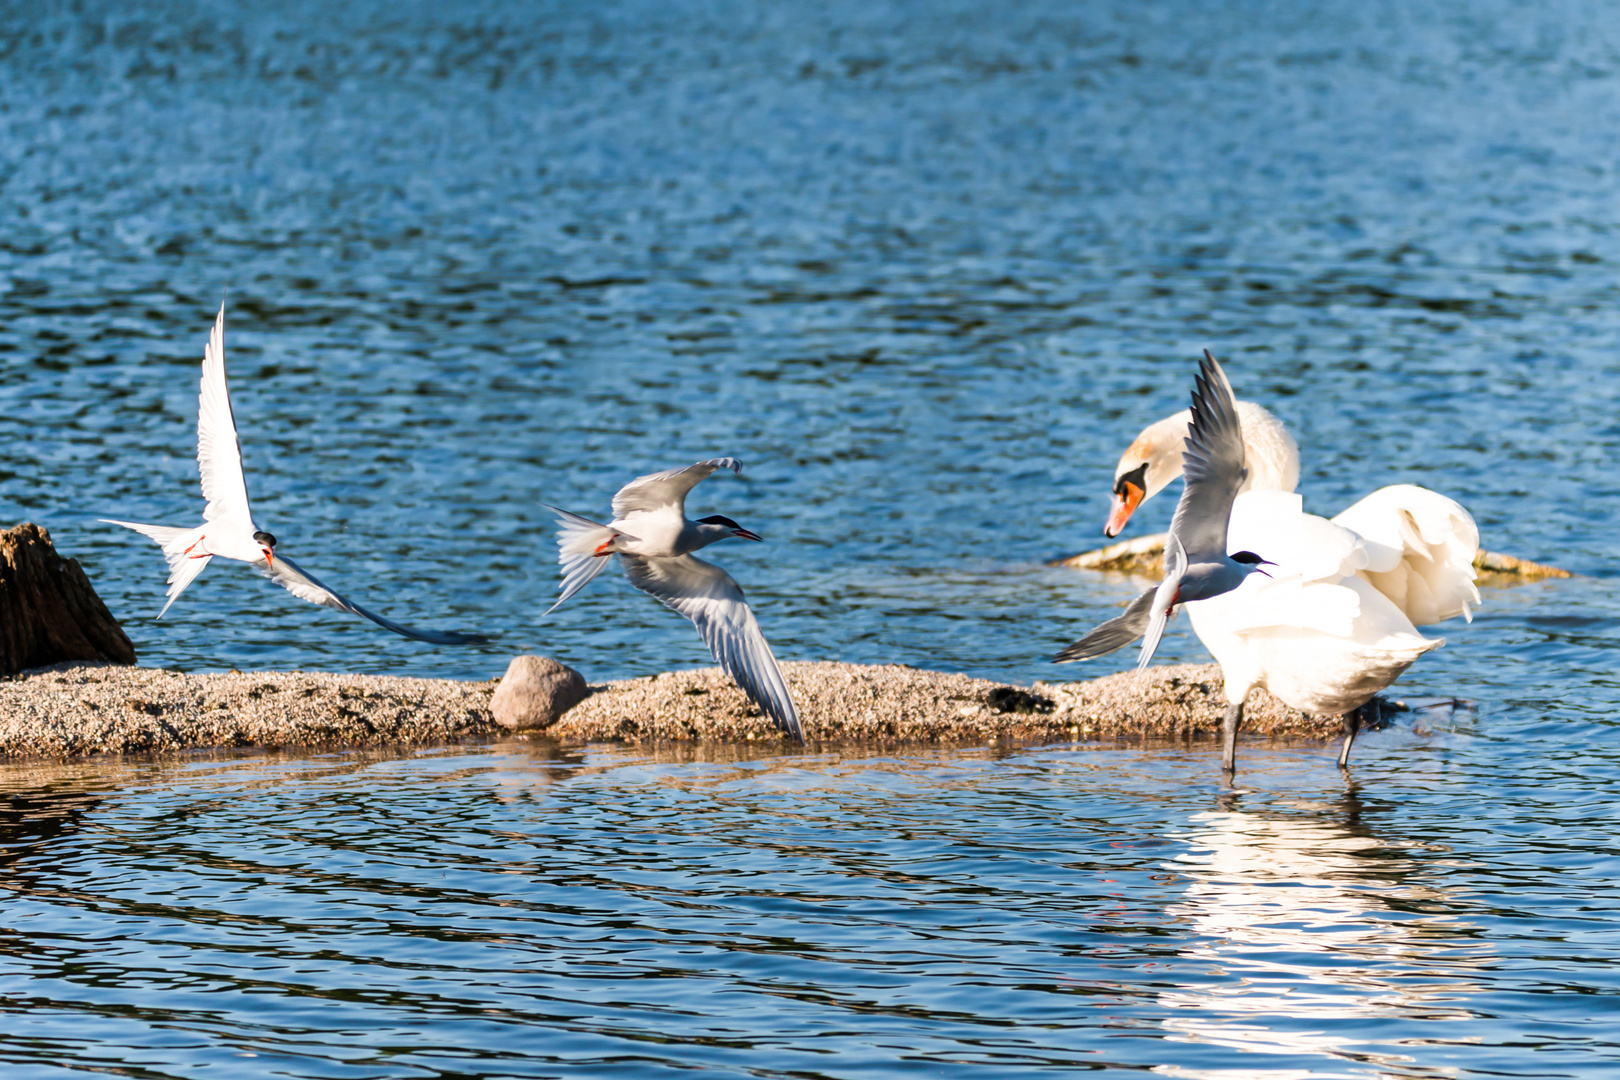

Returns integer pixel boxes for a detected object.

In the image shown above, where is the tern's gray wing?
[261,553,488,646]
[1137,533,1187,671]
[1052,587,1158,663]
[1166,350,1248,562]
[619,553,803,741]
[611,458,742,519]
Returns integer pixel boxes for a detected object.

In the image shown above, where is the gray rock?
[491,655,589,731]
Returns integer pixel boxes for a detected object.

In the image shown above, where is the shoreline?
[0,660,1364,762]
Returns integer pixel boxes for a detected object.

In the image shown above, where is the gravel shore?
[0,660,1359,760]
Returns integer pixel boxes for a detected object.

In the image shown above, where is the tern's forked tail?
[101,518,212,618]
[545,507,636,614]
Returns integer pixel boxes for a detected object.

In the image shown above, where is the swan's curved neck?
[1122,400,1301,499]
[1235,401,1301,493]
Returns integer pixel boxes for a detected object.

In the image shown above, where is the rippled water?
[3,0,1620,1075]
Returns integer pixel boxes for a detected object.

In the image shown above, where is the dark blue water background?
[2,0,1618,1076]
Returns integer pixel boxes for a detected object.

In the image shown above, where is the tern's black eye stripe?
[1113,463,1148,496]
[253,531,277,548]
[698,515,741,529]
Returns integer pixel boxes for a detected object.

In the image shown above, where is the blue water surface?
[2,0,1619,1076]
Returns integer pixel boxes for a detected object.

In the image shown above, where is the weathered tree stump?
[0,523,136,675]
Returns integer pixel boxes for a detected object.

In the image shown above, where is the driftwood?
[0,523,136,675]
[1054,531,1571,580]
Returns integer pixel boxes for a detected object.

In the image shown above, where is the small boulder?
[491,655,589,731]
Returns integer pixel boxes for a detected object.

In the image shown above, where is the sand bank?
[0,660,1367,761]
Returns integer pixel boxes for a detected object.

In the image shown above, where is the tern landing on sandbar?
[1054,350,1272,670]
[546,458,804,742]
[104,303,484,646]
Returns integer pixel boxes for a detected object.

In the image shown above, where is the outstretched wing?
[260,553,487,646]
[611,458,742,519]
[619,553,803,741]
[1137,532,1187,670]
[1052,587,1158,663]
[1167,350,1248,563]
[197,302,255,527]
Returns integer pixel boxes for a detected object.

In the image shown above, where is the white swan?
[1103,399,1480,773]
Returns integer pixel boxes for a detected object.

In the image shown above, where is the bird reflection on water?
[1160,784,1488,1073]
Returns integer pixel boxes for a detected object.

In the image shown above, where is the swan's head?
[697,514,763,544]
[1105,411,1191,537]
[253,529,277,568]
[1103,400,1300,538]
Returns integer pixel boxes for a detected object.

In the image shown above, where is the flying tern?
[104,303,484,646]
[1054,350,1272,670]
[547,458,803,742]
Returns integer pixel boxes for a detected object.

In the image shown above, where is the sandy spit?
[551,661,1331,744]
[0,660,1348,761]
[0,664,499,759]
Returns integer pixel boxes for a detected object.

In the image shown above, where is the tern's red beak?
[732,528,764,542]
[262,548,275,569]
[1104,482,1144,538]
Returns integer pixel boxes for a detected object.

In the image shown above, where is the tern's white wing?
[261,553,486,646]
[197,302,255,527]
[1167,350,1248,563]
[611,458,742,520]
[619,553,803,741]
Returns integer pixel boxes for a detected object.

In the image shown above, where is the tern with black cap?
[546,457,803,742]
[1054,350,1273,670]
[104,302,484,646]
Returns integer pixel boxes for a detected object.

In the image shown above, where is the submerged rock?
[1054,529,1570,580]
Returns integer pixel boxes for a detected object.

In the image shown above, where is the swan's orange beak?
[1104,482,1143,538]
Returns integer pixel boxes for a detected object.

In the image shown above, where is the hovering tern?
[104,303,484,646]
[1054,350,1272,670]
[546,458,803,742]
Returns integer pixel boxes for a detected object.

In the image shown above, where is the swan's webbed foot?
[1220,701,1244,776]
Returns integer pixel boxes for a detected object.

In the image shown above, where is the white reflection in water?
[1155,792,1486,1079]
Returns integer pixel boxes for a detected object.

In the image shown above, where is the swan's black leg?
[1337,704,1363,769]
[1220,700,1244,776]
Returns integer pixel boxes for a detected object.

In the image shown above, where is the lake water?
[3,0,1619,1075]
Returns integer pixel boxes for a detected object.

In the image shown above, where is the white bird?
[1056,351,1275,671]
[104,303,484,647]
[546,458,803,742]
[1069,364,1478,773]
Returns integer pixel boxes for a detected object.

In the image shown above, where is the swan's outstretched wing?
[611,458,742,519]
[197,303,255,527]
[260,553,487,645]
[619,553,803,741]
[1167,350,1248,563]
[1052,587,1158,663]
[1331,484,1480,626]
